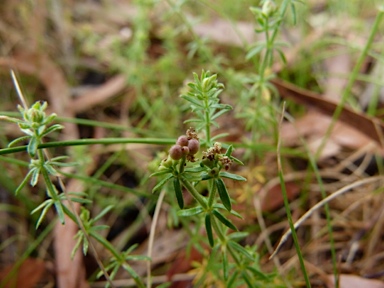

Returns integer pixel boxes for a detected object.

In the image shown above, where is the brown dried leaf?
[273,78,384,148]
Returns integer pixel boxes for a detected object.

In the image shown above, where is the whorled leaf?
[215,178,231,211]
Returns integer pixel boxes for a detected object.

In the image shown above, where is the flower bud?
[169,145,183,160]
[188,139,200,155]
[262,0,277,17]
[176,135,189,147]
[181,146,190,155]
[161,155,173,168]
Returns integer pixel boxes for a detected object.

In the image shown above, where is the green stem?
[179,156,187,174]
[90,231,121,260]
[207,179,216,208]
[0,137,176,155]
[278,170,311,287]
[38,149,66,224]
[204,94,212,146]
[179,176,207,210]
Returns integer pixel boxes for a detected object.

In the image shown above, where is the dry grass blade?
[270,175,384,259]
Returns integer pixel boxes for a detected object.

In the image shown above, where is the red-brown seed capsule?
[176,135,189,147]
[169,145,183,160]
[181,146,190,155]
[188,138,200,155]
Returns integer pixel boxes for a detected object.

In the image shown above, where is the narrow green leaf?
[30,168,40,187]
[227,270,239,288]
[201,173,213,180]
[27,137,38,157]
[230,156,244,166]
[71,232,83,259]
[61,204,78,224]
[184,118,203,124]
[205,214,214,247]
[91,225,110,231]
[177,206,204,217]
[82,237,89,256]
[225,145,233,157]
[211,109,231,121]
[50,156,69,162]
[242,271,253,288]
[173,177,184,209]
[15,169,33,195]
[149,170,172,177]
[8,136,30,148]
[41,124,64,137]
[211,133,229,142]
[180,95,204,107]
[184,166,206,173]
[212,209,237,231]
[219,172,246,181]
[152,174,173,193]
[54,201,65,224]
[122,263,146,288]
[246,266,270,280]
[34,201,53,228]
[228,241,253,261]
[70,197,92,204]
[213,203,243,219]
[215,178,231,211]
[228,232,249,241]
[93,205,114,222]
[44,163,58,176]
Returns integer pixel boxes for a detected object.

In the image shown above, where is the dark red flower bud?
[169,145,183,160]
[188,139,200,155]
[181,146,190,155]
[176,135,189,147]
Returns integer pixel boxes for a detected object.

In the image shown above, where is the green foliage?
[151,71,277,286]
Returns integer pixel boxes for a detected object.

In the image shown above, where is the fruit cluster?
[169,127,200,162]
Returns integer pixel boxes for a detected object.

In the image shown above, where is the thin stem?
[90,231,121,260]
[178,156,187,174]
[207,179,216,208]
[203,91,212,146]
[179,176,207,210]
[0,137,176,156]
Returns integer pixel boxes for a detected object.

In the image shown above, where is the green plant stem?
[0,138,175,155]
[179,176,207,210]
[38,149,65,224]
[278,170,311,287]
[179,156,187,174]
[90,231,121,260]
[207,179,216,208]
[204,96,212,146]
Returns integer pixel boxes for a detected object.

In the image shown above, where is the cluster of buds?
[169,127,200,162]
[159,128,200,170]
[202,142,232,171]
